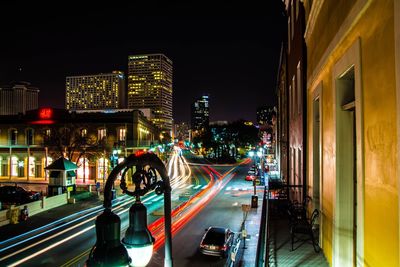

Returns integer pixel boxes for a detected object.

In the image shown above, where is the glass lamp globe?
[122,201,155,267]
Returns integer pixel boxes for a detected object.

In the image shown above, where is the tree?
[43,124,102,164]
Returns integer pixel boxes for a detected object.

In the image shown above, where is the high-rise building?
[0,81,39,115]
[256,106,276,126]
[191,95,209,131]
[66,71,125,110]
[127,54,173,132]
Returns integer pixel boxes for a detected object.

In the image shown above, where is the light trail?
[5,157,234,266]
[2,192,158,264]
[7,225,96,267]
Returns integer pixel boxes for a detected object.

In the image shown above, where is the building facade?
[304,0,399,266]
[191,95,209,133]
[66,71,125,110]
[127,54,173,132]
[0,81,39,115]
[285,0,307,203]
[256,105,275,126]
[0,107,159,186]
[276,43,288,188]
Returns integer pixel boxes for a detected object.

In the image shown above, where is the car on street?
[0,185,40,205]
[199,226,234,258]
[245,174,255,181]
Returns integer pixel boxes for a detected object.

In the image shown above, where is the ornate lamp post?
[87,153,173,267]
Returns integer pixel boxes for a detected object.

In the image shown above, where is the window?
[297,61,302,115]
[97,158,109,181]
[44,129,51,142]
[288,18,291,52]
[10,129,18,145]
[81,128,87,137]
[29,157,35,177]
[292,76,296,118]
[26,128,34,145]
[98,128,107,141]
[291,0,294,39]
[118,128,126,141]
[44,157,53,178]
[11,156,18,176]
[77,157,89,180]
[289,85,292,118]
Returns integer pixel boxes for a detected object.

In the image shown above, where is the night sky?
[0,1,285,123]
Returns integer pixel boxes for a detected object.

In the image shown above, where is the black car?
[199,226,234,258]
[0,185,40,205]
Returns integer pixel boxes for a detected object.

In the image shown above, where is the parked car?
[199,226,234,258]
[0,185,40,205]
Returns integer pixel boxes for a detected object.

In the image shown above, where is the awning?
[45,157,78,171]
[67,170,76,177]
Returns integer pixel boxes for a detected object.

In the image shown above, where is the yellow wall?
[307,0,398,266]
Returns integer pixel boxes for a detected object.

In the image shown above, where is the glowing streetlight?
[87,153,173,267]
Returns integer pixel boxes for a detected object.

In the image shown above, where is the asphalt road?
[0,155,218,266]
[0,155,254,267]
[148,163,254,267]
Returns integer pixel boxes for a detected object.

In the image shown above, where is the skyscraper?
[66,71,125,110]
[191,95,209,132]
[0,81,39,115]
[256,106,275,126]
[127,54,173,132]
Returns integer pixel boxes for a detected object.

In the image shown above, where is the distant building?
[173,122,190,142]
[209,121,228,126]
[66,71,125,111]
[256,106,275,126]
[0,81,39,115]
[191,95,209,132]
[127,54,173,132]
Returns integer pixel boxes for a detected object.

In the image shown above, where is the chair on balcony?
[289,208,320,253]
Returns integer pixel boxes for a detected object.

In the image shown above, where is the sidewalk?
[0,194,103,242]
[235,195,329,267]
[239,207,262,267]
[268,213,329,266]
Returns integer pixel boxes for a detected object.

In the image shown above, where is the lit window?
[11,156,18,176]
[81,128,88,137]
[97,158,109,180]
[98,128,107,141]
[118,128,126,141]
[77,157,89,180]
[45,129,51,138]
[29,157,35,177]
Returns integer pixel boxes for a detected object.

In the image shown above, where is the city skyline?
[0,1,285,123]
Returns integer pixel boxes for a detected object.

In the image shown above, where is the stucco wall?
[307,0,398,266]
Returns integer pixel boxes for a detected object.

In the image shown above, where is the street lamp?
[87,153,173,267]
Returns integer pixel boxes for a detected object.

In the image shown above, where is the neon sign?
[39,108,53,119]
